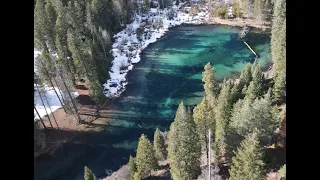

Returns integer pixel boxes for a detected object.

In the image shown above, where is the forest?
[34,0,286,179]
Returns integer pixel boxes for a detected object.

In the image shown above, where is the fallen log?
[244,41,258,58]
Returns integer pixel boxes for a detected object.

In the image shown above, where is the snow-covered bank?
[34,48,40,73]
[34,84,79,120]
[103,4,210,98]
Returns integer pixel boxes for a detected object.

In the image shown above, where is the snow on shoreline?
[33,4,209,119]
[34,84,79,120]
[103,4,210,98]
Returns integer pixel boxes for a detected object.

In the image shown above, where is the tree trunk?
[204,128,209,166]
[53,76,68,108]
[38,57,67,113]
[34,106,47,130]
[35,83,54,128]
[42,90,61,131]
[59,71,82,124]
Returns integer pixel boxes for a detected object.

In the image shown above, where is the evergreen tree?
[129,155,136,180]
[193,96,215,164]
[202,62,220,108]
[254,0,264,23]
[45,0,57,52]
[246,61,263,101]
[239,63,252,89]
[168,102,201,180]
[271,0,286,74]
[84,166,97,180]
[175,0,179,6]
[135,134,158,179]
[154,128,166,160]
[55,5,76,81]
[215,79,232,157]
[143,0,150,12]
[230,90,278,145]
[229,131,265,180]
[34,0,48,50]
[273,18,286,101]
[133,172,142,180]
[273,65,285,101]
[264,0,270,11]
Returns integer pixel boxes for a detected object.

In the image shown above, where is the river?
[34,24,271,180]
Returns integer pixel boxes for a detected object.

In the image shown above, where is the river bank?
[103,2,272,99]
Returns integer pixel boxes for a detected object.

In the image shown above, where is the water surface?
[34,24,271,180]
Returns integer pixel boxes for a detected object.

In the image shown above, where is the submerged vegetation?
[34,0,285,179]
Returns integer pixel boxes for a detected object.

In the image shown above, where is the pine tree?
[271,0,286,80]
[215,79,232,157]
[273,18,286,101]
[193,96,215,165]
[230,90,278,145]
[229,131,265,180]
[55,5,76,81]
[84,166,97,180]
[143,0,150,12]
[239,63,252,89]
[129,155,136,180]
[246,61,263,101]
[45,0,57,52]
[263,0,270,11]
[34,0,48,50]
[168,102,201,180]
[133,172,142,180]
[202,62,220,108]
[154,128,166,160]
[135,134,158,179]
[254,0,264,23]
[175,0,179,6]
[273,65,285,101]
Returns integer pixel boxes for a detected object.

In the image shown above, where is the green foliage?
[245,61,263,101]
[154,128,166,160]
[254,0,264,22]
[230,90,279,146]
[84,166,97,180]
[193,96,215,162]
[34,0,139,104]
[143,0,150,12]
[129,155,136,180]
[136,27,144,41]
[239,63,252,88]
[34,0,47,50]
[233,2,242,18]
[202,62,220,108]
[45,0,57,52]
[271,0,286,73]
[278,164,286,180]
[229,131,265,180]
[135,134,158,179]
[168,102,201,180]
[273,66,285,101]
[215,5,228,19]
[264,0,271,11]
[215,79,232,156]
[133,172,142,180]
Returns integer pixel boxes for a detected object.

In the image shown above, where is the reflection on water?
[34,24,271,180]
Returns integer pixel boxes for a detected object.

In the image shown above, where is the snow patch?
[103,5,209,98]
[34,84,79,120]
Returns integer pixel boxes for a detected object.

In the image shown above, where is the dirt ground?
[206,17,271,30]
[34,87,110,158]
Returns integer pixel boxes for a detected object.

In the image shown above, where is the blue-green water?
[34,24,271,180]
